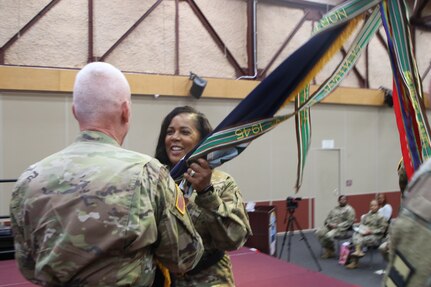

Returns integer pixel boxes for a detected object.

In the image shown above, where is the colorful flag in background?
[171,0,430,194]
[380,0,431,179]
[294,6,382,190]
[170,17,356,184]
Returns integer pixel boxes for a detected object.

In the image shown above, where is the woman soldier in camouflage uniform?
[346,199,387,269]
[154,106,252,286]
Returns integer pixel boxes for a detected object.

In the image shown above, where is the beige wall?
[1,0,430,90]
[0,90,415,215]
[1,0,431,217]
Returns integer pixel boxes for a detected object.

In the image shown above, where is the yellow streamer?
[156,261,171,287]
[281,15,363,109]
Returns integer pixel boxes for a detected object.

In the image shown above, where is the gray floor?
[275,230,386,287]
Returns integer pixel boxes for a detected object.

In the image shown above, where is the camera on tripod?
[279,196,321,270]
[286,196,302,210]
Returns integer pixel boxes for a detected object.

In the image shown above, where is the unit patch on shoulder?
[175,184,186,215]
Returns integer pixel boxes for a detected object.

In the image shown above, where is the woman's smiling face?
[165,113,201,165]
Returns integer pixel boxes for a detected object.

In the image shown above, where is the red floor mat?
[0,248,358,287]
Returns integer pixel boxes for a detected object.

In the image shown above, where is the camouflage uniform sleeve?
[384,166,431,287]
[9,176,38,283]
[372,215,388,235]
[152,165,204,273]
[194,173,252,251]
[388,213,406,255]
[324,209,335,226]
[338,206,355,230]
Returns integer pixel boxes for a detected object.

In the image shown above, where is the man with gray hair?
[10,62,203,286]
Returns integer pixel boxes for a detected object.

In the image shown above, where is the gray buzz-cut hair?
[73,62,131,122]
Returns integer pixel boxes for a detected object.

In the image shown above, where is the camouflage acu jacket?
[174,169,252,287]
[325,204,356,231]
[10,131,203,287]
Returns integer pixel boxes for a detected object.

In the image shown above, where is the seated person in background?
[316,195,356,259]
[346,199,388,269]
[376,192,393,221]
[397,159,408,199]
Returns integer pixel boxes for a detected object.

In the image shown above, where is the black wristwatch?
[199,184,214,194]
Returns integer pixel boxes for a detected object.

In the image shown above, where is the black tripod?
[278,204,322,271]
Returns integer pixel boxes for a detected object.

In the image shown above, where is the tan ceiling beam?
[0,65,387,106]
[99,0,163,61]
[260,0,337,10]
[0,0,61,64]
[186,0,244,77]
